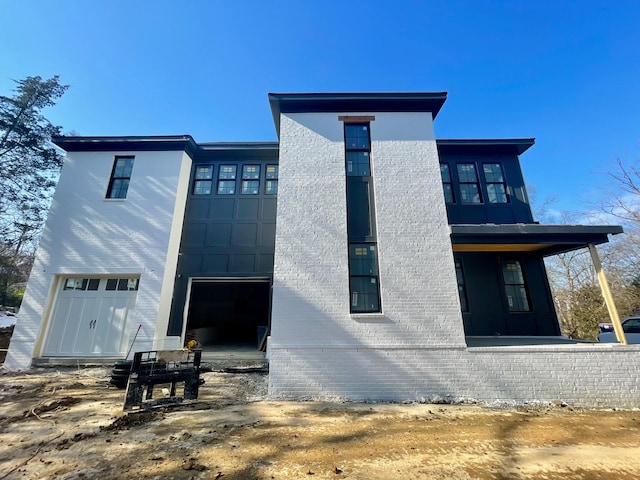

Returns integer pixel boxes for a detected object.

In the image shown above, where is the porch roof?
[450,224,623,256]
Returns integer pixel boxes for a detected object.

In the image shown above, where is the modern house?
[6,92,639,407]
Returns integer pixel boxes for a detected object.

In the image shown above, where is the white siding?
[5,149,191,369]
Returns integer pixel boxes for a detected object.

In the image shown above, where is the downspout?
[588,243,627,345]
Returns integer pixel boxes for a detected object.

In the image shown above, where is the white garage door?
[43,277,140,357]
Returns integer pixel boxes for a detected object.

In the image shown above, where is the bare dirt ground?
[0,365,639,480]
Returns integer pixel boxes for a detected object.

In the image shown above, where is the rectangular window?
[193,165,213,195]
[345,124,371,150]
[106,156,134,199]
[217,180,236,195]
[344,121,381,313]
[241,180,260,195]
[440,164,454,204]
[483,163,508,203]
[501,260,530,311]
[63,278,100,291]
[218,165,237,180]
[457,163,482,204]
[242,165,260,180]
[265,164,278,194]
[106,278,139,291]
[265,165,278,179]
[454,259,469,312]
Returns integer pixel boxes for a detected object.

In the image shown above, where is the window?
[106,278,140,291]
[345,124,371,150]
[241,180,260,195]
[242,165,260,180]
[457,163,482,204]
[218,165,236,195]
[265,164,278,195]
[483,163,508,203]
[193,165,213,195]
[106,156,134,199]
[455,259,469,312]
[219,165,237,179]
[501,260,530,311]
[440,164,454,204]
[63,278,100,291]
[217,180,236,195]
[344,122,381,313]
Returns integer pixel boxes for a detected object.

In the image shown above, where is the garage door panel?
[44,277,139,357]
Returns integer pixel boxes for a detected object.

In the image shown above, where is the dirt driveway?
[0,366,639,480]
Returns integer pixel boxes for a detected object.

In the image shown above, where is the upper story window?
[193,165,213,195]
[242,165,260,180]
[217,165,236,195]
[265,164,278,195]
[345,124,371,150]
[457,163,482,204]
[106,156,134,199]
[501,260,531,312]
[440,164,454,204]
[483,163,508,203]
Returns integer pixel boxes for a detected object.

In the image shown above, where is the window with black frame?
[344,122,381,313]
[483,163,509,203]
[440,164,455,204]
[106,156,134,199]
[501,260,531,311]
[193,165,213,195]
[457,163,482,204]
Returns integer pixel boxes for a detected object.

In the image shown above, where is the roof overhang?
[437,138,535,156]
[450,224,623,256]
[52,135,200,158]
[268,92,448,137]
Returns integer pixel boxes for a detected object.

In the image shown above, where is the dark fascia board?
[451,224,624,255]
[199,141,279,151]
[52,135,199,158]
[437,138,535,156]
[268,92,448,137]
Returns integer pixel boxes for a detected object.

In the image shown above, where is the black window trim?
[106,155,135,199]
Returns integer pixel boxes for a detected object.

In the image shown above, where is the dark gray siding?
[168,147,278,336]
[439,152,534,225]
[457,252,560,336]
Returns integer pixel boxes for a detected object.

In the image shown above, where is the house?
[6,92,639,407]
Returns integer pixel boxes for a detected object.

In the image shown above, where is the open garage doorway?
[184,279,271,350]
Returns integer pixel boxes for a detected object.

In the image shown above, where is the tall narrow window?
[265,164,278,195]
[344,121,381,313]
[483,163,508,203]
[193,165,213,195]
[455,258,469,312]
[440,164,454,204]
[106,156,134,199]
[457,163,482,204]
[501,260,530,311]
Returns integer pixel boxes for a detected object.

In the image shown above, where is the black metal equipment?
[123,349,203,411]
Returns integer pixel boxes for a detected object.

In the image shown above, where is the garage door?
[43,277,140,357]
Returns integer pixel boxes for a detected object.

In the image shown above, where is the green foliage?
[0,75,68,253]
[0,76,68,307]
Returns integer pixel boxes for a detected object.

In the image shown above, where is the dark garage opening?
[185,281,270,349]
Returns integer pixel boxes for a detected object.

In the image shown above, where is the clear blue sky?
[1,0,638,216]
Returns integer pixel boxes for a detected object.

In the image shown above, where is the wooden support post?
[588,244,627,345]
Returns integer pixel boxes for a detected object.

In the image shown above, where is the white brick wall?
[5,149,191,369]
[269,345,640,407]
[270,111,466,397]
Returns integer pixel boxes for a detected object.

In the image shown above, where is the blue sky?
[1,0,638,217]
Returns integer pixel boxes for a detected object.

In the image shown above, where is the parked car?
[598,317,640,344]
